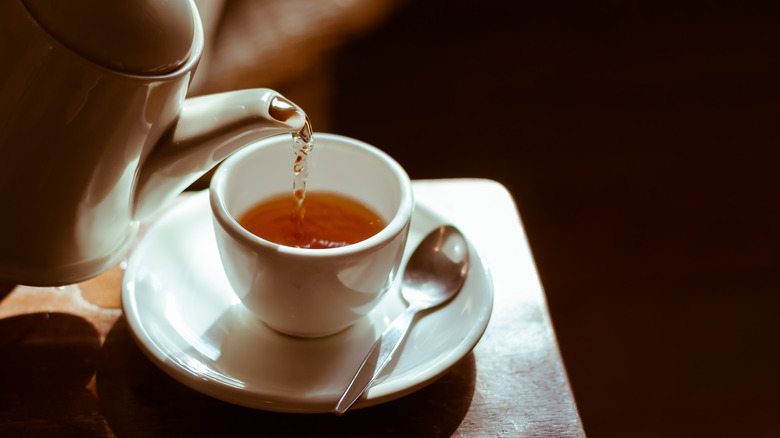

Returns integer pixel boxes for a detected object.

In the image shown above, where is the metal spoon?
[333,225,469,415]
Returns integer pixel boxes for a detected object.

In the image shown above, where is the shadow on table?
[97,317,476,437]
[0,312,108,437]
[0,282,14,301]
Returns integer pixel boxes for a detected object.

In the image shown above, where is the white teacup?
[210,133,413,337]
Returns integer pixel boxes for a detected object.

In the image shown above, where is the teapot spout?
[133,88,306,219]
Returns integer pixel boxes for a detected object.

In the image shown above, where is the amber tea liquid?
[239,118,385,248]
[239,192,386,249]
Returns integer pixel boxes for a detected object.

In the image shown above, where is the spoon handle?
[333,305,420,415]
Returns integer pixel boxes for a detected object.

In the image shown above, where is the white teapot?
[0,0,307,285]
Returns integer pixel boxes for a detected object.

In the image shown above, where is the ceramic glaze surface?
[0,0,197,285]
[22,0,195,75]
[210,134,414,338]
[122,190,493,412]
[0,0,306,285]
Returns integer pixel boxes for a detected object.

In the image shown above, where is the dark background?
[329,0,780,436]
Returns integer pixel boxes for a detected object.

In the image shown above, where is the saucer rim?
[121,190,494,413]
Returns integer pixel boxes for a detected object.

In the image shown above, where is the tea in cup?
[209,133,413,337]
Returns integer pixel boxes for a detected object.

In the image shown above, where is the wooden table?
[0,179,584,437]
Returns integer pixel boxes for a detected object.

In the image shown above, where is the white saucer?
[121,191,493,413]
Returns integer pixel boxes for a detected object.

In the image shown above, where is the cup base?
[261,319,356,339]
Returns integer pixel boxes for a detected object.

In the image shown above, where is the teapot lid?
[22,0,196,75]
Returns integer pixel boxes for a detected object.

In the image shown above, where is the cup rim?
[210,133,413,258]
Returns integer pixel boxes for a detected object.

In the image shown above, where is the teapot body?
[0,0,202,285]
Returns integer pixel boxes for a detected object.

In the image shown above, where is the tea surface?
[238,192,386,249]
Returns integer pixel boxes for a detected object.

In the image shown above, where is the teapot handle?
[133,88,305,219]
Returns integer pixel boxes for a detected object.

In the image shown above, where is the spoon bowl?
[333,225,469,415]
[401,225,469,308]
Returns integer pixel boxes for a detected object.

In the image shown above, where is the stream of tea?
[291,116,314,231]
